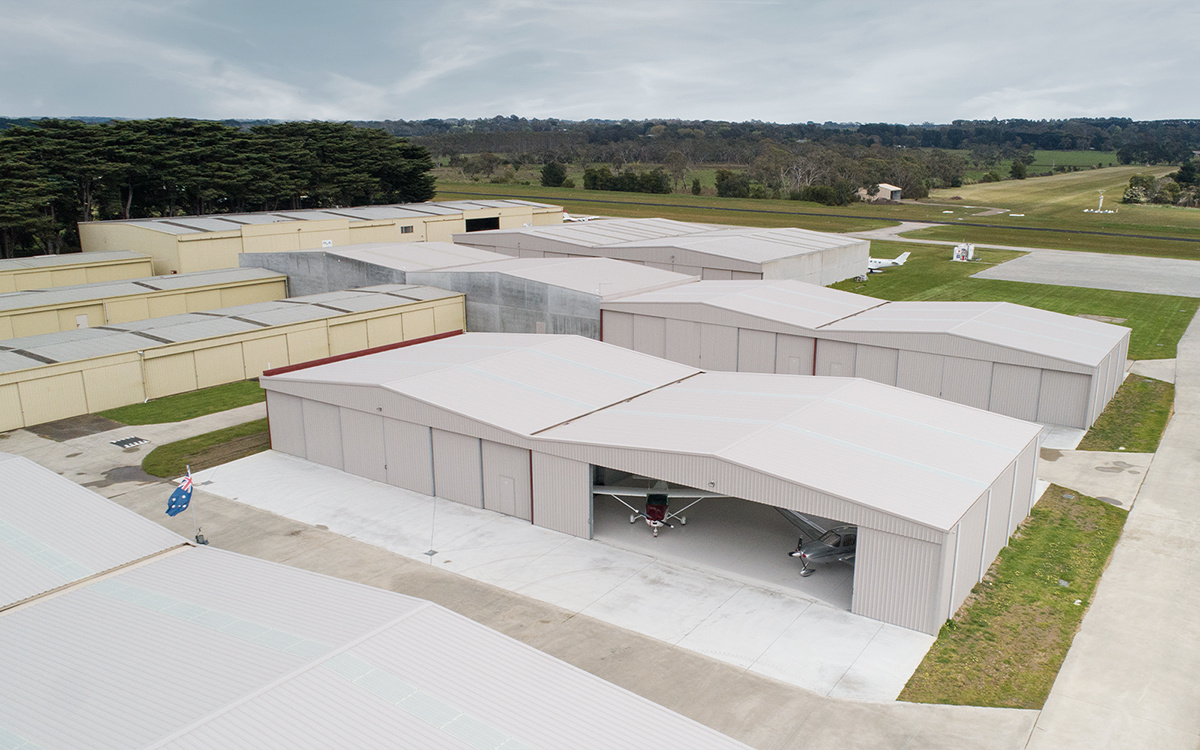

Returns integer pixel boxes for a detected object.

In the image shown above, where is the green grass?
[831,241,1200,359]
[98,380,265,425]
[1077,375,1175,452]
[899,485,1126,709]
[142,418,270,478]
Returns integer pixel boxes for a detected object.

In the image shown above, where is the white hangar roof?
[328,241,509,272]
[0,454,183,610]
[602,279,886,329]
[820,300,1130,368]
[266,334,699,436]
[540,371,1039,533]
[423,256,698,300]
[455,218,867,266]
[0,458,749,750]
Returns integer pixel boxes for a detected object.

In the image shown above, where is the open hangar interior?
[600,279,1131,429]
[0,454,750,750]
[454,217,870,286]
[261,332,1041,635]
[78,199,563,275]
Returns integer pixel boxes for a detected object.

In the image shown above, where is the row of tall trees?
[0,119,435,258]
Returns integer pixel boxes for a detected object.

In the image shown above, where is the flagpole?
[186,464,207,545]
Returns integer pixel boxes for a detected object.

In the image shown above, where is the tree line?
[0,119,435,257]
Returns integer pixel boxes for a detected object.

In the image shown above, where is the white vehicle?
[867,251,910,273]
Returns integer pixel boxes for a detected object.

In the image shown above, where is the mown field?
[832,241,1199,360]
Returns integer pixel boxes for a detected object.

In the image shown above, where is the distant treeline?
[0,119,435,257]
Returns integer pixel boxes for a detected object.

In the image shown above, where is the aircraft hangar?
[454,217,870,286]
[600,280,1131,429]
[261,332,1041,635]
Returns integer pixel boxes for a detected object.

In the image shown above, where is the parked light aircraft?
[595,480,726,536]
[778,508,857,576]
[867,251,910,272]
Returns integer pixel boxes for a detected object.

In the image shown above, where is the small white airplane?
[867,251,910,273]
[594,480,727,537]
[563,212,599,222]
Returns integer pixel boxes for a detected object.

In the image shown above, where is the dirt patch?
[1040,448,1063,461]
[1076,314,1127,324]
[30,414,124,441]
[179,432,271,474]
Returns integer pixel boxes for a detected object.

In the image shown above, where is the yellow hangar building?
[78,200,564,275]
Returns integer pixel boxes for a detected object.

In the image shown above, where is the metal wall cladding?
[194,343,246,389]
[17,372,89,424]
[481,440,532,520]
[736,329,776,373]
[664,318,701,367]
[851,527,947,635]
[267,391,306,458]
[431,429,483,507]
[950,493,990,614]
[1012,439,1039,523]
[530,451,591,537]
[702,268,733,280]
[896,350,944,397]
[384,418,433,494]
[144,353,199,399]
[80,362,144,412]
[601,310,634,349]
[939,356,993,411]
[852,344,898,386]
[698,323,738,371]
[775,334,815,375]
[632,315,666,357]
[339,408,387,483]
[1036,369,1091,428]
[985,460,1018,562]
[814,340,856,377]
[302,399,344,470]
[990,363,1042,422]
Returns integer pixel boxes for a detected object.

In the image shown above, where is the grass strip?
[832,241,1200,359]
[142,418,270,478]
[899,485,1126,709]
[99,380,265,425]
[1077,375,1175,452]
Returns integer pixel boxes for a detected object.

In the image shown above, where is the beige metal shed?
[0,251,154,293]
[0,268,287,338]
[454,218,870,285]
[79,200,564,274]
[600,280,1130,429]
[0,285,464,430]
[261,333,1041,634]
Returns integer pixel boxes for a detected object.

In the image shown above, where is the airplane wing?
[593,485,726,499]
[776,508,832,540]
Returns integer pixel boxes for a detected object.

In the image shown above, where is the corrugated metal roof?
[268,334,699,436]
[540,371,1040,532]
[0,268,283,313]
[90,201,561,235]
[0,460,749,750]
[432,257,698,299]
[0,285,461,372]
[329,242,509,271]
[0,453,184,610]
[0,251,148,271]
[822,301,1130,367]
[605,279,885,327]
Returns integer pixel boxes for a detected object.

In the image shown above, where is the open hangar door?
[590,467,854,610]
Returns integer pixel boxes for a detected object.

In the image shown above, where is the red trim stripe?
[261,329,463,378]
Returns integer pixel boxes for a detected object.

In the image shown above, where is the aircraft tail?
[895,252,910,265]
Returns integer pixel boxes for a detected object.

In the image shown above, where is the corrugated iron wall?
[431,429,483,507]
[383,418,433,494]
[531,452,591,537]
[482,440,532,520]
[949,493,990,614]
[302,400,343,470]
[340,408,387,483]
[266,391,306,458]
[852,528,947,634]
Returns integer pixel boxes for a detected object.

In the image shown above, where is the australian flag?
[166,468,193,517]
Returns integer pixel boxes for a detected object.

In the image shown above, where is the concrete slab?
[970,248,1200,298]
[194,450,935,702]
[1027,308,1200,748]
[1129,358,1177,383]
[1036,449,1152,508]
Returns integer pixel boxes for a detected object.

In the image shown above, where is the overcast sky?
[2,0,1196,124]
